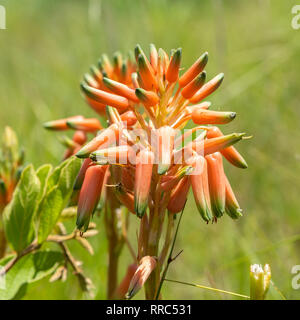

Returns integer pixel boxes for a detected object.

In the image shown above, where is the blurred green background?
[1,0,300,299]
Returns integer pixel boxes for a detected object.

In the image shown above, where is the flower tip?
[174,47,182,58]
[75,148,89,159]
[76,214,90,233]
[135,203,147,219]
[43,121,55,130]
[201,51,209,63]
[230,112,236,120]
[80,81,89,93]
[217,73,225,82]
[239,159,248,169]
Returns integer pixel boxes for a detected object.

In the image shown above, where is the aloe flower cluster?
[44,44,248,299]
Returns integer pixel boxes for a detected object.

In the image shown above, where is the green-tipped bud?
[83,73,99,87]
[166,48,182,83]
[134,44,145,61]
[58,136,77,149]
[113,51,122,68]
[90,65,102,81]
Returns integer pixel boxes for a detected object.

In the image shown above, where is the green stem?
[165,279,250,299]
[155,202,186,300]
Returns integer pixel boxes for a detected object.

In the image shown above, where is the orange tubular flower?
[206,152,226,218]
[189,155,212,222]
[120,111,137,127]
[77,165,108,231]
[206,126,248,168]
[137,54,158,91]
[76,123,120,158]
[167,176,191,214]
[190,73,224,104]
[66,118,102,132]
[90,145,135,165]
[99,53,114,78]
[134,149,154,218]
[85,96,107,116]
[166,48,182,83]
[135,88,159,107]
[161,166,193,192]
[157,126,176,175]
[62,130,87,160]
[102,77,139,103]
[224,174,243,219]
[126,256,157,299]
[43,115,84,131]
[81,82,130,111]
[181,71,206,99]
[191,133,245,157]
[149,44,158,73]
[121,166,135,191]
[73,158,93,191]
[178,52,208,88]
[191,109,236,125]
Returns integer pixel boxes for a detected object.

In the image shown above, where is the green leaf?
[36,164,52,204]
[58,156,81,198]
[37,157,81,243]
[46,159,69,191]
[37,188,63,243]
[0,250,64,300]
[3,165,40,253]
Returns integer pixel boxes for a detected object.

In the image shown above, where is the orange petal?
[179,52,208,88]
[188,155,212,222]
[166,48,182,83]
[134,149,154,218]
[192,109,236,125]
[206,127,248,168]
[67,118,102,132]
[102,77,139,103]
[192,133,245,157]
[206,152,225,218]
[156,126,176,174]
[135,88,159,107]
[81,82,130,111]
[77,165,108,231]
[126,256,157,299]
[76,123,120,158]
[137,54,158,91]
[167,176,190,214]
[43,115,84,131]
[181,71,206,99]
[90,145,136,165]
[190,73,224,104]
